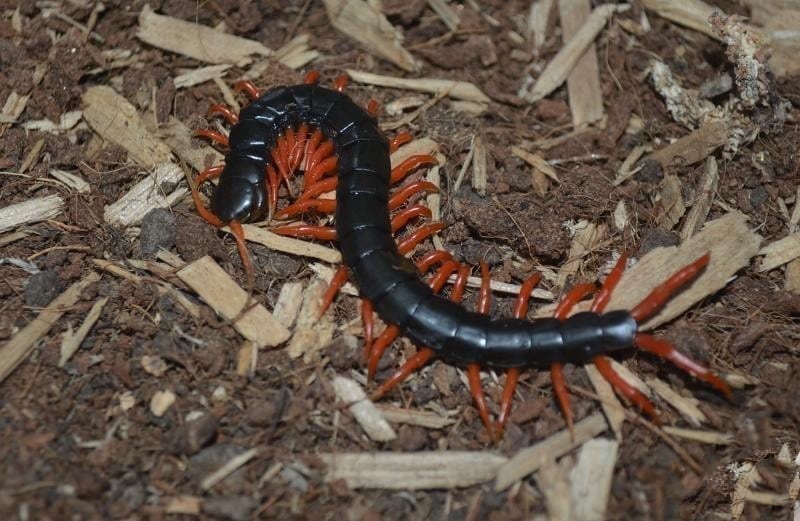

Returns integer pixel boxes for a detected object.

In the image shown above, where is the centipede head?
[210,177,267,224]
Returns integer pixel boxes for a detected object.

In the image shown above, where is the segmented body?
[213,84,637,368]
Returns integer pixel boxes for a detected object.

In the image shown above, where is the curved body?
[214,84,638,368]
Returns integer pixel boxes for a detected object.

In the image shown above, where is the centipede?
[191,72,732,441]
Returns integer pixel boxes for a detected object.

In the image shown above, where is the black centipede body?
[211,84,639,368]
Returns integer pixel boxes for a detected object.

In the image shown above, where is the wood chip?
[321,451,508,489]
[324,0,418,72]
[333,376,396,442]
[569,438,619,521]
[495,412,608,491]
[528,0,556,51]
[556,220,607,289]
[537,458,573,520]
[0,194,64,234]
[58,297,108,367]
[50,169,90,193]
[511,145,560,183]
[646,377,706,427]
[160,117,224,173]
[174,64,232,89]
[150,389,176,417]
[681,156,719,240]
[585,364,625,436]
[83,86,172,167]
[137,5,271,65]
[559,0,605,126]
[757,231,800,272]
[177,256,290,347]
[645,119,731,168]
[235,225,342,264]
[613,144,651,185]
[662,426,733,445]
[427,0,460,30]
[104,163,186,226]
[471,136,487,196]
[519,4,627,102]
[606,211,761,330]
[347,69,490,103]
[641,0,725,40]
[0,91,30,127]
[375,404,454,429]
[164,496,202,515]
[200,447,259,491]
[286,279,335,360]
[273,282,304,328]
[0,272,101,384]
[656,174,686,230]
[236,340,258,377]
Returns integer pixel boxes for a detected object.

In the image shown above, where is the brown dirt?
[1,1,798,520]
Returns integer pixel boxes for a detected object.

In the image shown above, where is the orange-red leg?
[391,204,432,233]
[334,74,348,92]
[196,128,229,147]
[266,164,280,215]
[234,80,261,100]
[635,333,732,398]
[304,70,320,85]
[467,262,496,441]
[303,130,323,173]
[305,141,334,181]
[630,253,710,323]
[496,273,542,433]
[361,299,374,355]
[304,157,339,191]
[594,355,658,420]
[367,99,379,117]
[275,198,337,219]
[208,104,239,125]
[550,282,596,437]
[396,222,445,255]
[389,155,438,184]
[388,181,439,211]
[319,266,349,317]
[389,132,413,153]
[271,224,337,241]
[191,165,225,228]
[228,219,254,293]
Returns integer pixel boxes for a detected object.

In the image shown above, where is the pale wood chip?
[613,144,651,185]
[59,297,108,367]
[236,340,258,377]
[137,5,271,65]
[273,282,304,328]
[22,110,83,132]
[333,376,396,442]
[50,169,90,194]
[559,0,605,126]
[645,119,731,168]
[613,200,628,231]
[556,220,607,289]
[200,448,259,491]
[757,232,800,272]
[174,64,232,89]
[274,34,320,69]
[785,258,800,293]
[427,0,460,30]
[286,279,335,360]
[681,156,719,240]
[519,4,628,102]
[606,211,761,330]
[471,136,487,196]
[321,451,508,489]
[235,225,342,264]
[150,389,176,417]
[0,195,64,234]
[0,91,30,125]
[160,117,224,174]
[449,100,489,115]
[610,359,652,396]
[640,0,749,41]
[391,137,440,165]
[309,263,358,296]
[375,404,454,429]
[0,231,29,248]
[324,0,418,72]
[495,412,608,491]
[731,462,762,520]
[177,256,290,347]
[0,272,101,383]
[164,496,202,515]
[537,457,573,520]
[527,0,556,49]
[656,174,686,231]
[83,86,172,167]
[347,70,490,103]
[511,146,560,183]
[646,377,706,427]
[585,364,625,436]
[569,438,619,521]
[662,426,733,445]
[104,163,186,226]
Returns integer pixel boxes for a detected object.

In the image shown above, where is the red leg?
[367,99,379,117]
[334,74,348,92]
[303,130,323,173]
[497,273,542,432]
[396,222,445,255]
[594,355,658,421]
[305,141,334,178]
[191,165,225,228]
[591,254,627,313]
[298,173,338,203]
[635,333,732,398]
[234,80,261,99]
[630,254,710,323]
[388,181,439,211]
[468,363,496,442]
[389,155,438,184]
[196,128,229,147]
[208,104,239,125]
[228,219,254,293]
[415,250,453,273]
[361,299,374,355]
[266,165,280,217]
[391,204,432,233]
[275,198,336,219]
[320,266,348,317]
[371,348,435,400]
[289,123,308,172]
[304,70,320,85]
[270,224,337,241]
[389,132,413,153]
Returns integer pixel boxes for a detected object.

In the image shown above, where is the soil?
[1,1,798,520]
